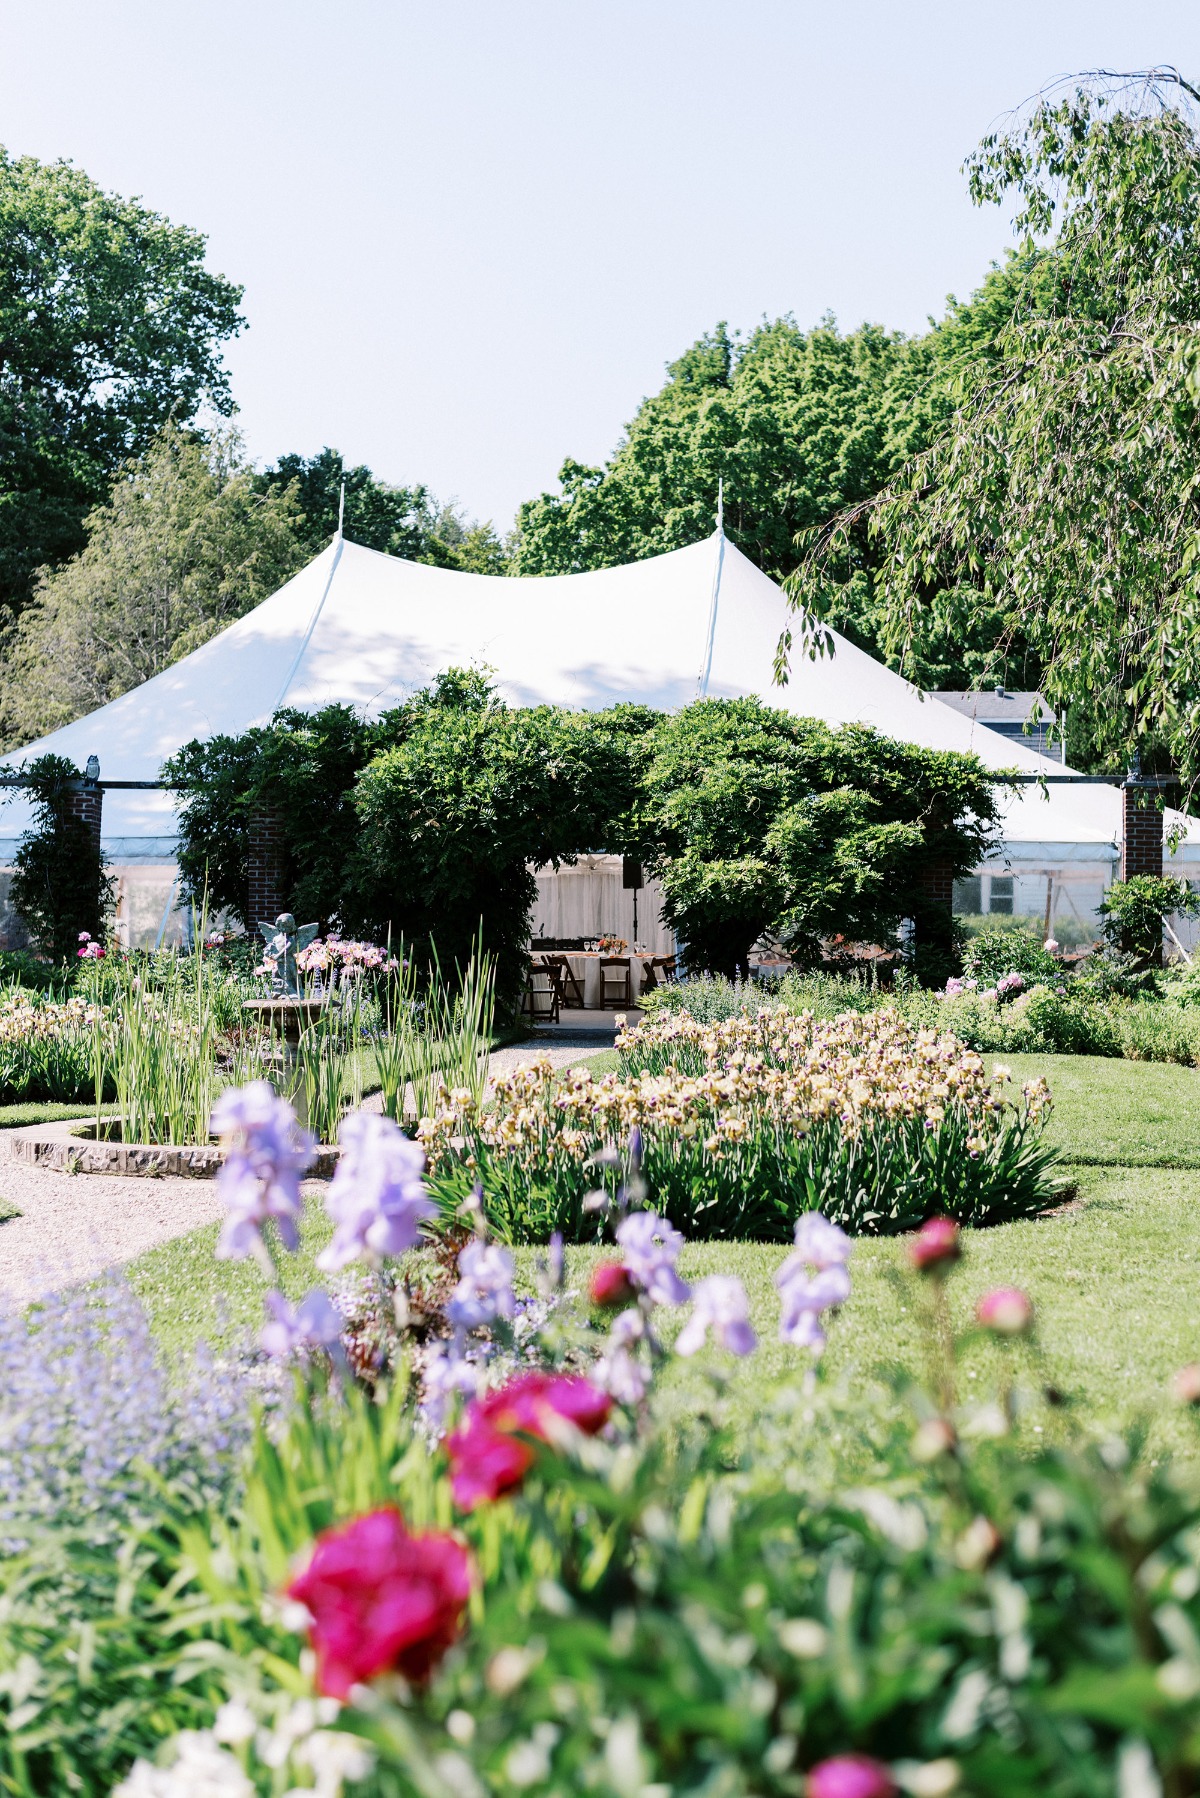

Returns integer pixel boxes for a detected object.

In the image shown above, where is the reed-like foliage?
[375,942,495,1126]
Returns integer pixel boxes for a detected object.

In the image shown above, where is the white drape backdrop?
[531,856,674,953]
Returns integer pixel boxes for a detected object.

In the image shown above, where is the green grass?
[0,1197,20,1222]
[998,1052,1200,1166]
[0,1100,117,1128]
[120,1050,1200,1452]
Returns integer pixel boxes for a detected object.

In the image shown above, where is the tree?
[254,447,509,573]
[640,699,1000,980]
[515,318,920,585]
[349,674,644,1013]
[1,426,309,744]
[7,755,112,960]
[0,148,244,612]
[788,70,1200,781]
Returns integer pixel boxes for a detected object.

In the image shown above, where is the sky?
[1,1,1198,531]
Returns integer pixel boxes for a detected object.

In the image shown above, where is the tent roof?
[0,530,1176,859]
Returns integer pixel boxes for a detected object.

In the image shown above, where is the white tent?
[1,527,1187,946]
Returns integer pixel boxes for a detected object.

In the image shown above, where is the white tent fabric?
[0,528,1188,885]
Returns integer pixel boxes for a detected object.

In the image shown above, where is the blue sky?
[2,1,1198,529]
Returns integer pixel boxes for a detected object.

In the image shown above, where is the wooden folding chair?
[600,957,632,1008]
[541,953,585,1010]
[521,965,560,1023]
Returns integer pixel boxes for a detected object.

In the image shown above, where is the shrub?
[962,924,1061,986]
[52,1116,1200,1798]
[1098,874,1200,964]
[418,1009,1060,1241]
[8,755,113,962]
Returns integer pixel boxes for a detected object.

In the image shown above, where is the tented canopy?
[1,529,1190,893]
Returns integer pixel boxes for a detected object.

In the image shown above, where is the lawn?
[115,1050,1200,1452]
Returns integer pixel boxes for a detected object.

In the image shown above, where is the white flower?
[113,1731,255,1797]
[300,1728,376,1797]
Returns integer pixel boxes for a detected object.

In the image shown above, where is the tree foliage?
[0,148,244,613]
[349,674,643,1012]
[255,447,509,573]
[7,755,112,960]
[789,69,1200,779]
[2,426,309,745]
[640,699,1000,980]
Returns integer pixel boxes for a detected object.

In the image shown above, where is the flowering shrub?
[0,988,103,1102]
[68,1142,1200,1798]
[418,1009,1058,1241]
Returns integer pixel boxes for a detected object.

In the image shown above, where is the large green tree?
[789,70,1200,779]
[515,318,921,585]
[640,699,1000,981]
[2,426,308,745]
[0,149,244,612]
[255,447,509,574]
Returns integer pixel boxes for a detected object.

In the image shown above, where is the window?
[953,876,982,915]
[987,875,1014,916]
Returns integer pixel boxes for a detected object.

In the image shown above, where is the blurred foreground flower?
[775,1211,851,1352]
[976,1287,1033,1336]
[287,1507,471,1699]
[448,1240,517,1330]
[261,1288,343,1358]
[909,1217,961,1272]
[318,1111,436,1270]
[446,1370,611,1509]
[212,1081,314,1259]
[807,1754,897,1798]
[675,1274,756,1357]
[590,1260,637,1307]
[615,1209,690,1304]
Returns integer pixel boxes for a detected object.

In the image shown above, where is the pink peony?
[976,1287,1033,1335]
[286,1507,470,1698]
[446,1371,611,1509]
[589,1261,636,1307]
[908,1217,961,1273]
[807,1754,897,1798]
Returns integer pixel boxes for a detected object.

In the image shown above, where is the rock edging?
[7,1120,339,1180]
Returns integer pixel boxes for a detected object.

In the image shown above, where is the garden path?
[0,1029,618,1304]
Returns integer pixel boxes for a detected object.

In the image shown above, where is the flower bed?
[7,1083,1200,1798]
[418,1008,1058,1241]
[0,990,101,1103]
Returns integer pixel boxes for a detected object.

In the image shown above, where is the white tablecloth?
[542,951,655,1009]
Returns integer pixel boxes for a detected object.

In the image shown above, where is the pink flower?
[807,1755,897,1798]
[1175,1364,1200,1405]
[589,1261,636,1307]
[446,1371,611,1509]
[976,1287,1033,1335]
[286,1507,470,1698]
[909,1217,961,1273]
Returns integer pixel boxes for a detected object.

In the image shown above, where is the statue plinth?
[241,996,328,1046]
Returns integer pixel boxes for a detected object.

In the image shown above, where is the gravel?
[0,1029,618,1304]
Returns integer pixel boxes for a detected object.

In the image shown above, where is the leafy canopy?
[2,426,309,746]
[0,148,243,612]
[7,755,112,961]
[254,447,509,574]
[788,69,1200,780]
[640,698,1000,980]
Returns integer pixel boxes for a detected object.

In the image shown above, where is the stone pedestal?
[243,996,328,1129]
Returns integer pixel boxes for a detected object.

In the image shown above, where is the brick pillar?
[65,782,103,861]
[920,862,955,910]
[1121,782,1163,881]
[247,805,286,925]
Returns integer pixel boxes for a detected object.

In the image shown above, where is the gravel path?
[0,1030,618,1304]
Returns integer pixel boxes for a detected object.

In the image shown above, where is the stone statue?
[258,911,319,997]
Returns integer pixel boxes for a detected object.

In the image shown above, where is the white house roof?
[0,529,1183,864]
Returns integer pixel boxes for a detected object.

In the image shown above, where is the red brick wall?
[920,862,955,909]
[247,806,286,925]
[1121,785,1163,880]
[65,784,103,861]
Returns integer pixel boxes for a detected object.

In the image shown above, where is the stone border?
[6,1119,339,1180]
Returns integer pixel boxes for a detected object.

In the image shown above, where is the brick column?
[920,861,955,910]
[65,782,103,861]
[1120,782,1163,881]
[247,805,286,925]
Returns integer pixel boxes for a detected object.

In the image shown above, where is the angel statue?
[258,912,319,997]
